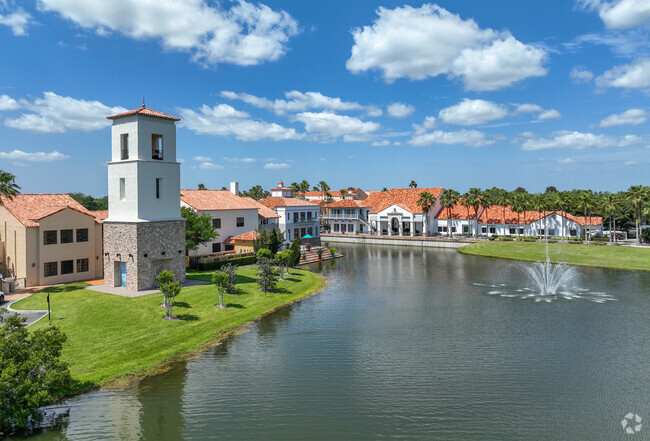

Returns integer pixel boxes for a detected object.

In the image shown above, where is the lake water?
[10,244,650,440]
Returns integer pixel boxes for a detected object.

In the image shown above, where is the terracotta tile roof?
[271,181,292,191]
[259,197,319,209]
[107,105,180,121]
[91,209,109,223]
[435,199,479,219]
[0,194,98,227]
[180,190,261,211]
[240,197,280,218]
[302,188,362,198]
[363,187,444,214]
[477,207,603,226]
[231,230,259,242]
[323,199,367,209]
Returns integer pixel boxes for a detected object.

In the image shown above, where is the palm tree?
[409,180,417,188]
[575,191,595,243]
[642,204,650,243]
[439,189,460,237]
[625,185,650,245]
[492,189,510,234]
[0,170,20,204]
[510,193,527,240]
[319,181,330,200]
[465,188,484,237]
[416,191,436,237]
[340,189,348,199]
[557,191,573,240]
[197,183,206,190]
[460,196,473,235]
[530,193,549,239]
[601,193,622,245]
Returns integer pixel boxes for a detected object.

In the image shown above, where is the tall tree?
[69,192,108,210]
[557,191,573,240]
[493,189,510,234]
[197,183,206,190]
[510,193,528,240]
[545,186,558,194]
[465,187,485,237]
[626,185,650,245]
[0,313,71,432]
[0,170,20,205]
[530,193,549,238]
[575,191,595,243]
[181,206,218,253]
[156,271,181,319]
[241,185,270,201]
[601,193,622,245]
[212,271,228,308]
[417,191,436,237]
[439,189,460,237]
[318,181,330,200]
[409,180,417,188]
[340,189,348,199]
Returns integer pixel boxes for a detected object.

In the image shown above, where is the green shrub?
[289,238,301,267]
[329,247,337,255]
[256,248,272,259]
[198,256,256,271]
[488,235,497,241]
[501,236,514,241]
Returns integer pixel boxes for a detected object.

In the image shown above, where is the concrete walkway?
[85,278,209,298]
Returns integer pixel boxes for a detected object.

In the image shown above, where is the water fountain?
[474,239,616,303]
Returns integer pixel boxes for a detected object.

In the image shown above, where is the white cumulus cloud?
[0,94,20,111]
[4,92,126,133]
[0,149,70,161]
[521,130,642,150]
[0,2,32,36]
[570,67,595,83]
[387,102,415,118]
[38,0,298,67]
[438,99,508,126]
[408,128,494,147]
[198,162,224,170]
[599,108,647,126]
[580,0,650,29]
[178,103,303,142]
[595,57,650,89]
[346,4,547,91]
[221,90,367,115]
[193,156,212,162]
[293,111,380,142]
[264,162,290,169]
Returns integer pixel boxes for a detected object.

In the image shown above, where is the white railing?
[322,213,363,220]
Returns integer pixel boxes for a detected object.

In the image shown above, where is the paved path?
[1,300,48,326]
[85,278,209,298]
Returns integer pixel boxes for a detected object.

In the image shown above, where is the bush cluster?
[199,256,256,271]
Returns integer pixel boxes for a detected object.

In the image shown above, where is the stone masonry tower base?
[103,220,185,291]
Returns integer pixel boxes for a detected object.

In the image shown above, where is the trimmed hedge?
[198,255,256,271]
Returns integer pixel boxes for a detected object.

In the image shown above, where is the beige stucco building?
[0,194,104,287]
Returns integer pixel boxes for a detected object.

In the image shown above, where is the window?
[61,229,73,244]
[301,228,306,237]
[212,218,221,229]
[307,211,312,220]
[43,230,57,245]
[570,229,577,237]
[225,244,234,252]
[44,262,57,277]
[76,228,89,242]
[120,133,129,160]
[540,229,545,236]
[293,212,299,222]
[509,227,516,235]
[236,217,244,227]
[548,229,556,236]
[489,227,496,234]
[300,212,306,222]
[308,227,313,236]
[452,227,457,233]
[156,178,162,199]
[463,225,469,234]
[438,226,447,233]
[152,134,163,160]
[77,258,89,273]
[294,229,299,239]
[61,260,74,275]
[120,178,126,201]
[212,243,221,253]
[519,228,524,234]
[333,224,340,232]
[481,227,487,234]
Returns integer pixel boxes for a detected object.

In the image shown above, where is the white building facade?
[260,182,320,243]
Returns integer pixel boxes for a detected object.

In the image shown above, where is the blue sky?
[0,0,649,196]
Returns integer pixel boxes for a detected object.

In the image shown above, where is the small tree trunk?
[219,290,224,308]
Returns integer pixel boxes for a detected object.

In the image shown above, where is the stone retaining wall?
[321,234,475,249]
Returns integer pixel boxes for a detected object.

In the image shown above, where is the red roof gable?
[259,197,319,209]
[363,187,444,214]
[107,105,180,121]
[0,194,98,227]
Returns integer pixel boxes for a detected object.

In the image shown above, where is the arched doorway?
[391,217,399,234]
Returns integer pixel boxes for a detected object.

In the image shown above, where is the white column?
[411,220,415,237]
[388,218,393,236]
[399,220,403,236]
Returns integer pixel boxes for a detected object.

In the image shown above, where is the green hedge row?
[198,256,257,271]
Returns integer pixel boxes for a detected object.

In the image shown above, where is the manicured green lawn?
[11,266,322,393]
[458,241,650,271]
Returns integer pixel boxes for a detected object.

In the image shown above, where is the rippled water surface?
[10,245,650,440]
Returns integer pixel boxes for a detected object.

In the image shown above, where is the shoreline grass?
[11,266,323,395]
[458,241,650,272]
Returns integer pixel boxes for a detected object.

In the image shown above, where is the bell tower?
[103,104,186,291]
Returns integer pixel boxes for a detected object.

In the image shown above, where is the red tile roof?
[107,105,180,121]
[478,206,603,226]
[240,197,280,218]
[302,188,362,198]
[271,181,292,191]
[231,230,259,242]
[363,187,444,214]
[91,209,109,223]
[259,197,319,209]
[181,190,262,211]
[0,194,98,227]
[435,199,479,219]
[323,199,367,209]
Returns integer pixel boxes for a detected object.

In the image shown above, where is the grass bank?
[11,266,322,394]
[458,241,650,271]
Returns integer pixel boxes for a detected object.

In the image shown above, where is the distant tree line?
[69,193,108,211]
